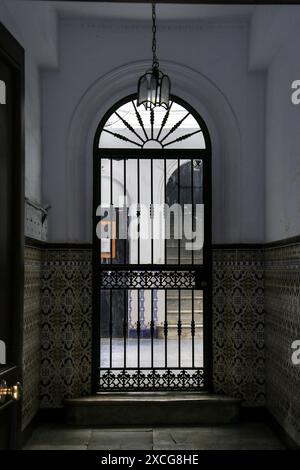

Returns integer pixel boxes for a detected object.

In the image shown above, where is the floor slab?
[24,425,92,448]
[23,421,286,450]
[153,423,286,450]
[88,430,153,450]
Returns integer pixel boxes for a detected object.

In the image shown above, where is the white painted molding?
[0,80,6,104]
[0,340,6,365]
[66,60,241,244]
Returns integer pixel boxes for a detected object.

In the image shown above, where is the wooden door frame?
[0,21,24,448]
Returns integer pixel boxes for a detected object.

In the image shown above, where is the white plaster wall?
[24,58,42,202]
[265,31,300,242]
[0,1,57,204]
[42,19,265,244]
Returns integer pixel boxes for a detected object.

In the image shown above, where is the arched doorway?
[92,94,212,392]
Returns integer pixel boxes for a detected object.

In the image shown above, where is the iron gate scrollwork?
[93,95,212,392]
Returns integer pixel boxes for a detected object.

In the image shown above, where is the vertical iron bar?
[192,289,195,368]
[191,159,195,368]
[150,158,154,370]
[164,159,167,265]
[100,159,102,265]
[123,158,127,377]
[110,158,113,265]
[151,158,154,265]
[164,159,168,369]
[99,159,102,371]
[177,158,180,265]
[191,159,194,266]
[137,158,140,265]
[137,289,141,370]
[123,289,127,369]
[178,288,181,368]
[151,290,154,369]
[124,158,127,264]
[109,289,113,369]
[99,289,101,376]
[164,290,168,368]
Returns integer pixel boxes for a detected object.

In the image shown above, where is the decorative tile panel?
[40,248,92,408]
[265,243,300,446]
[212,249,265,406]
[39,246,266,408]
[23,245,42,430]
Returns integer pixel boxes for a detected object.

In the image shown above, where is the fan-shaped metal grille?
[99,99,205,149]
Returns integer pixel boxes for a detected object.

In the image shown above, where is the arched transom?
[99,98,205,149]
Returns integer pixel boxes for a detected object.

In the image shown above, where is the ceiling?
[26,1,255,22]
[6,2,300,72]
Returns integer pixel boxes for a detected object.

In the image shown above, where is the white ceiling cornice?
[1,0,59,69]
[249,5,300,71]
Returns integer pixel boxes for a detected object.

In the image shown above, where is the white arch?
[66,60,241,243]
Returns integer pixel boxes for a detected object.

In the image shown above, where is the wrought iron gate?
[93,95,212,392]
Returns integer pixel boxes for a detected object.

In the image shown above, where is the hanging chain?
[152,2,159,69]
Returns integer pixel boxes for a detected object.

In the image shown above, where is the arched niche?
[66,60,241,243]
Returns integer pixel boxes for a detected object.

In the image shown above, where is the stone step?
[167,292,203,299]
[167,300,203,312]
[167,294,202,302]
[167,302,202,309]
[65,393,241,426]
[166,309,203,316]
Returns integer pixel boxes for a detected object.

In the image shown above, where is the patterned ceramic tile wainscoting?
[23,240,300,445]
[265,242,300,446]
[38,246,265,408]
[23,245,43,430]
[40,247,92,408]
[213,248,265,406]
